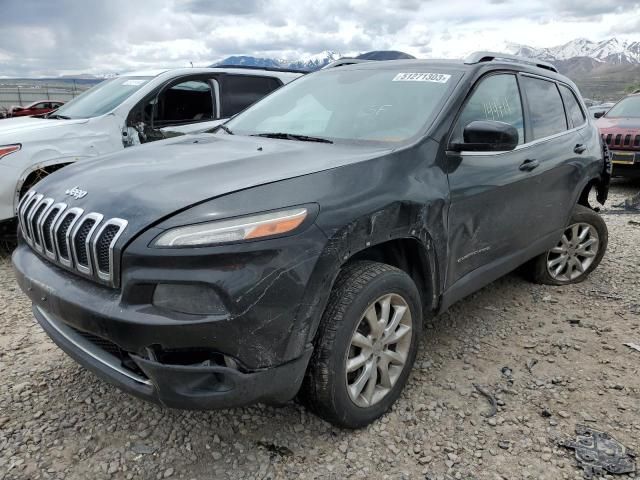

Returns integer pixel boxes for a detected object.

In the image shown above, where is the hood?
[596,116,640,132]
[0,116,90,140]
[33,133,391,235]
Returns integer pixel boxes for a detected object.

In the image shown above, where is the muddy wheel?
[300,261,422,428]
[527,205,608,285]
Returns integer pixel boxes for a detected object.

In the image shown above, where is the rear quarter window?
[521,76,567,140]
[559,85,586,128]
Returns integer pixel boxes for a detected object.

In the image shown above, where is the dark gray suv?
[13,52,610,428]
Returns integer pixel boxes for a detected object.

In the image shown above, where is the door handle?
[519,158,539,171]
[574,144,587,154]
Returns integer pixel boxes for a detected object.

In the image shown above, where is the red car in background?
[9,100,65,117]
[596,91,640,178]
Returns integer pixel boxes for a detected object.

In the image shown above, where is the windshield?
[54,76,153,119]
[225,68,459,143]
[605,96,640,118]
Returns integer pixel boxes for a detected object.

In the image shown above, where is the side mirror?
[594,111,605,119]
[450,120,519,152]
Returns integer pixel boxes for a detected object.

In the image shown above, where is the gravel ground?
[1,180,639,480]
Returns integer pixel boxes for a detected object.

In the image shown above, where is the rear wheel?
[527,205,608,285]
[300,261,422,428]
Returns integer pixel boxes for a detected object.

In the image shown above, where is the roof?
[318,55,571,83]
[120,67,303,80]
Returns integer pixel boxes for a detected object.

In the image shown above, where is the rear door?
[518,75,587,231]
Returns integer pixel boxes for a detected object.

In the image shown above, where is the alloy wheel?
[344,293,413,408]
[547,222,599,282]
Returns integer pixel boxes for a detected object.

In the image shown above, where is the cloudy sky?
[1,0,639,77]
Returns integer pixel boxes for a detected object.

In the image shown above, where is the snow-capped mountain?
[508,38,640,65]
[212,50,343,71]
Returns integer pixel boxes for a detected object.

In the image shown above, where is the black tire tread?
[528,204,608,285]
[300,261,412,426]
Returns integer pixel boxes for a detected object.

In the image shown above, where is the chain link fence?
[0,82,93,118]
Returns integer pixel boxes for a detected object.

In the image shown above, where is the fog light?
[152,284,227,315]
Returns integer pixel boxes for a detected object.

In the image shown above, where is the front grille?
[70,326,148,378]
[42,206,60,253]
[30,201,49,247]
[602,132,640,150]
[72,215,101,270]
[18,190,128,287]
[73,327,123,357]
[96,224,120,273]
[56,212,77,261]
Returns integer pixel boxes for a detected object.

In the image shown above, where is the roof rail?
[322,58,372,69]
[464,51,559,74]
[211,65,308,74]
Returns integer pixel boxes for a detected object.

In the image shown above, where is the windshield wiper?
[250,132,333,144]
[47,114,71,120]
[213,124,234,135]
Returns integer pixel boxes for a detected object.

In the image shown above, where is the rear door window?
[451,74,525,145]
[559,85,586,128]
[220,75,282,117]
[521,76,567,140]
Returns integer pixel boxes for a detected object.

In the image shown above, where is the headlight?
[153,207,308,247]
[0,144,21,160]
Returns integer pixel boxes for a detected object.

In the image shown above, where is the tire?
[300,261,422,428]
[527,204,608,285]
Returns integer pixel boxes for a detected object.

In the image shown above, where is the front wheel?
[527,205,608,285]
[300,261,422,428]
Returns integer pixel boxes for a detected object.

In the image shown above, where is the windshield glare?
[225,68,458,143]
[605,96,640,118]
[54,76,152,119]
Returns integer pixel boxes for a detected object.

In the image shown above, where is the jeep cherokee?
[596,91,640,178]
[13,52,610,428]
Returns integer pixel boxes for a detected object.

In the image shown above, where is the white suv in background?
[0,66,302,239]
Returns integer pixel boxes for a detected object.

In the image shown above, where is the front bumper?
[33,305,311,409]
[12,233,325,409]
[610,149,640,178]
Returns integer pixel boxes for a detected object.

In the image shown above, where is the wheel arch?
[14,160,76,212]
[285,210,442,363]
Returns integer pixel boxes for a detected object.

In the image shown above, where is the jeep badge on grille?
[65,186,88,200]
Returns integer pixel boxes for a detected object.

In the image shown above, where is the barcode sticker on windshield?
[122,79,146,86]
[392,73,451,83]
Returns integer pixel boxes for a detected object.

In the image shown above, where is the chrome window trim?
[70,212,104,275]
[53,207,84,267]
[35,306,152,386]
[92,218,128,285]
[451,124,587,157]
[448,70,589,156]
[556,82,588,130]
[25,194,44,245]
[42,202,67,260]
[31,197,54,252]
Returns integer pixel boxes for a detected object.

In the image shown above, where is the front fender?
[282,201,443,362]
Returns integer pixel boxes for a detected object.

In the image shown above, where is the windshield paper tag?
[122,79,146,86]
[392,72,451,83]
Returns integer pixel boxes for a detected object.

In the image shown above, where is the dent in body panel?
[282,143,450,358]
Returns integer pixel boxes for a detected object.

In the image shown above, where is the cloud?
[0,0,638,77]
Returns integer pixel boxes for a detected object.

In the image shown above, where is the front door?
[445,73,546,288]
